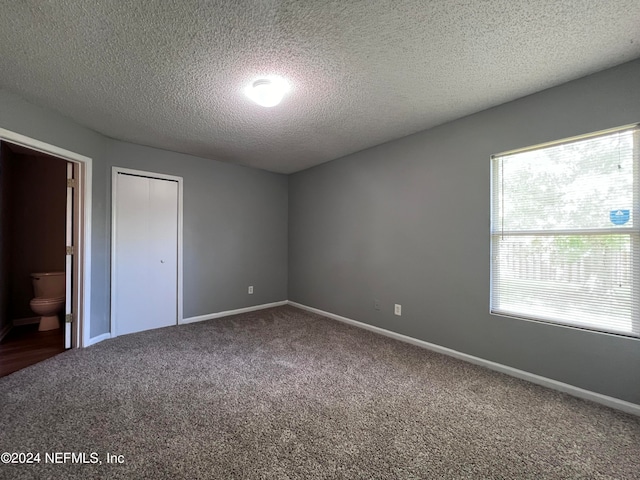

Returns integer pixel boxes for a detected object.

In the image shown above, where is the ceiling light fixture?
[245,76,289,107]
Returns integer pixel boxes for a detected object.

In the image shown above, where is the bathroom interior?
[0,141,68,377]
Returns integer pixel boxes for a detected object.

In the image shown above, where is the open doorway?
[0,133,90,377]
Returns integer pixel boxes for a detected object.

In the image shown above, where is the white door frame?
[65,162,74,349]
[110,167,183,338]
[0,127,92,348]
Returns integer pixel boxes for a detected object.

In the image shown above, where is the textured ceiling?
[0,1,639,173]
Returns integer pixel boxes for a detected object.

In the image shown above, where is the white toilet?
[29,272,65,331]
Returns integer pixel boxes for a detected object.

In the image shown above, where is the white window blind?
[491,125,639,337]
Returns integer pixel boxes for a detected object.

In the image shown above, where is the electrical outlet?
[374,299,380,310]
[248,286,254,294]
[394,304,402,316]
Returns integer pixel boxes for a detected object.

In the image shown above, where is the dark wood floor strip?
[0,325,65,377]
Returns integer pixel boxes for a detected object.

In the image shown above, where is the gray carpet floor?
[1,305,639,479]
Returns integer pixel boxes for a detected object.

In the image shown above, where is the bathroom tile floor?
[0,324,65,377]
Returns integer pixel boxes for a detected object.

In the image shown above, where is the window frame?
[489,124,640,338]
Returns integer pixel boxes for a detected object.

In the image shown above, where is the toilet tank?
[31,272,65,298]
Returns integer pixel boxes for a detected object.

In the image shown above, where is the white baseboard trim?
[181,301,288,325]
[86,332,111,347]
[0,323,11,342]
[288,301,640,417]
[12,316,40,326]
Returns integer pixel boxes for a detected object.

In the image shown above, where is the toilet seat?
[30,296,65,306]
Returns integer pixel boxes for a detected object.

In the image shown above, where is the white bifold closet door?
[113,172,178,336]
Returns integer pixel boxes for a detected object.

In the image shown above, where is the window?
[491,125,639,337]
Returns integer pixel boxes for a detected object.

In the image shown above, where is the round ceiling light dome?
[245,76,289,107]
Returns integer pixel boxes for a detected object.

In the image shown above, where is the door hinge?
[67,178,77,188]
[66,246,74,255]
[65,314,73,324]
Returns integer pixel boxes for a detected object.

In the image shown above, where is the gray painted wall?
[105,141,288,320]
[0,89,111,338]
[288,59,640,404]
[0,90,288,338]
[2,57,640,404]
